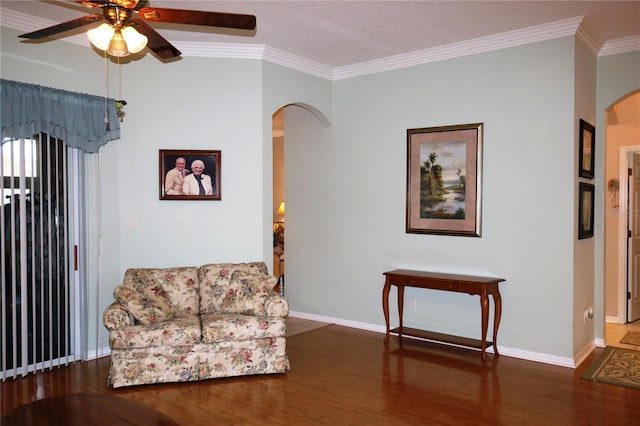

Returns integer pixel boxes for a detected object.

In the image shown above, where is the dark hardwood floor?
[2,324,638,425]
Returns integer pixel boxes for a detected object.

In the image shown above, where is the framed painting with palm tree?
[406,123,483,237]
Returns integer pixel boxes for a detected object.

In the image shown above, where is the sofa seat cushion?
[194,337,288,380]
[109,316,201,349]
[198,262,269,314]
[123,267,200,317]
[109,346,199,388]
[201,313,286,343]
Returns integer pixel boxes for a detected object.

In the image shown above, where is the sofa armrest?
[103,301,135,331]
[265,292,289,317]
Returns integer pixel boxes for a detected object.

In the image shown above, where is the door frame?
[617,146,640,323]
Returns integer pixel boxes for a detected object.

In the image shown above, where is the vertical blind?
[1,135,74,379]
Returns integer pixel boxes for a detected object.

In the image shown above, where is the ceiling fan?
[18,0,257,60]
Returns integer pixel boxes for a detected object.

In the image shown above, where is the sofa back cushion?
[198,262,270,314]
[121,267,200,318]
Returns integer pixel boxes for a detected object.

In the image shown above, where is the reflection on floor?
[287,316,331,337]
[606,319,640,351]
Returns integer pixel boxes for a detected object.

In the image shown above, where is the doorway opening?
[604,91,640,335]
[272,108,285,293]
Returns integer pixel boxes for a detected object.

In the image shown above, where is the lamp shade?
[87,23,114,51]
[87,24,148,57]
[107,29,129,57]
[122,26,148,53]
[275,202,285,216]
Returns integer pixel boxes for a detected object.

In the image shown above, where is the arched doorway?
[604,91,640,344]
[272,108,285,284]
[269,103,331,299]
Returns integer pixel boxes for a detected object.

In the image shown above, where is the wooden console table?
[382,269,505,362]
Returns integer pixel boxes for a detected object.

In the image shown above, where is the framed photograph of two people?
[159,149,221,200]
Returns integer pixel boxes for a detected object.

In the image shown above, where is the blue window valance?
[1,79,120,153]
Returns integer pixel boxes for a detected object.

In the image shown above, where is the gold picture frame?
[406,123,483,237]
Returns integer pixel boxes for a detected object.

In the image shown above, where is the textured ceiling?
[1,1,639,68]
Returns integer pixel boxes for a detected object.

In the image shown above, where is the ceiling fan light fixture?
[107,28,129,57]
[87,23,114,51]
[122,26,148,54]
[21,2,257,61]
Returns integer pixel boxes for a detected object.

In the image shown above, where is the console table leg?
[397,285,405,339]
[480,293,489,363]
[382,280,391,343]
[492,291,502,357]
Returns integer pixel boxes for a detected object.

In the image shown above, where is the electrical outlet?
[409,299,417,311]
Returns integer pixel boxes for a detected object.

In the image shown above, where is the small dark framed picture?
[159,149,221,200]
[578,182,595,239]
[579,119,595,179]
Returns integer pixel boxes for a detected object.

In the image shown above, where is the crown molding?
[262,46,333,80]
[172,42,265,60]
[1,8,43,33]
[599,35,640,57]
[332,16,583,80]
[2,8,638,81]
[576,20,601,55]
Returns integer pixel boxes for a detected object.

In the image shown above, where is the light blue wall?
[3,23,637,362]
[285,38,577,358]
[573,37,597,356]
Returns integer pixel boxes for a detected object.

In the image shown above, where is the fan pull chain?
[103,49,109,127]
[117,56,122,101]
[115,57,126,122]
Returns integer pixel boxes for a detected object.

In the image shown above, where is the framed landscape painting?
[159,149,221,200]
[406,123,483,237]
[578,182,595,239]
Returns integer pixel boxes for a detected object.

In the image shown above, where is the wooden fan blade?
[75,1,109,8]
[19,14,104,39]
[138,7,256,30]
[129,18,181,59]
[75,0,139,8]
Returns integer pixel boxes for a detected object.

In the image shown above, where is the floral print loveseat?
[103,262,289,388]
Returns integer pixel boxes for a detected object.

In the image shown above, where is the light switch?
[124,217,138,229]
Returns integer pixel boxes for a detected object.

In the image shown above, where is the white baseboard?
[86,346,111,360]
[289,310,583,369]
[606,315,624,324]
[289,310,386,333]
